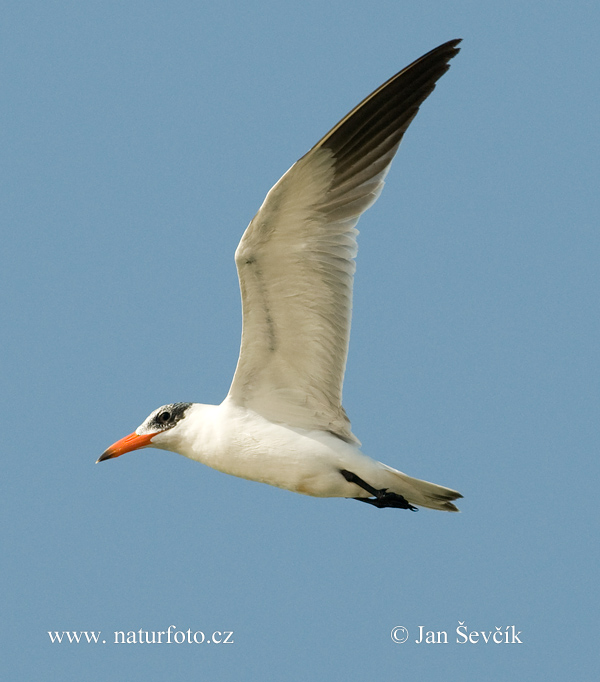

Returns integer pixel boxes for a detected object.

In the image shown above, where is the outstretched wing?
[227,40,461,442]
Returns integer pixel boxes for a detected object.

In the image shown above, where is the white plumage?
[99,40,464,513]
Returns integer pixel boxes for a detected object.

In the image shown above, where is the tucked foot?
[355,494,418,511]
[340,469,418,512]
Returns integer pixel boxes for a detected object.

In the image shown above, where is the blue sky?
[2,1,598,680]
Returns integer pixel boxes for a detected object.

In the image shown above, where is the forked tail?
[380,464,463,512]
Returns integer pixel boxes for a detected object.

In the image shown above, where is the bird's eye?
[158,411,172,424]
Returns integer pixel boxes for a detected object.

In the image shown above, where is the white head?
[97,402,194,462]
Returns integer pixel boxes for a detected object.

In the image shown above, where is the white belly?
[170,401,384,498]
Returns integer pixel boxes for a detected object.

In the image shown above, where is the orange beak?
[96,431,156,463]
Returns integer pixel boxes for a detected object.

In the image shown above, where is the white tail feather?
[380,464,463,512]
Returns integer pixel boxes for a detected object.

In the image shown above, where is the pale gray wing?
[227,40,461,442]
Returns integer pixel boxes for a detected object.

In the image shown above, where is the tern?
[98,40,463,512]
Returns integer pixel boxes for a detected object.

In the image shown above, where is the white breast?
[161,400,380,497]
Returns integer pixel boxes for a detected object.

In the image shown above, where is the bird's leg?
[339,469,418,511]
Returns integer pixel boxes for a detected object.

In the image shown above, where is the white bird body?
[150,399,458,510]
[99,40,464,513]
[153,399,367,497]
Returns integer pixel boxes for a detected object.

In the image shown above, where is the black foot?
[340,469,418,511]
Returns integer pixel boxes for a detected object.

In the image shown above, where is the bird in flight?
[98,40,463,512]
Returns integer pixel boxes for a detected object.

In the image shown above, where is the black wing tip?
[415,38,462,72]
[318,39,463,177]
[409,38,463,73]
[436,37,463,52]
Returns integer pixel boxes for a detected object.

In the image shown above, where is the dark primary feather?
[316,39,461,190]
